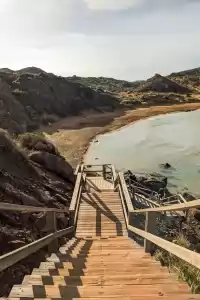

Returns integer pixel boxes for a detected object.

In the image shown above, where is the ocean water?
[85,110,200,195]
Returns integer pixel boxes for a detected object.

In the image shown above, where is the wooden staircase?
[5,166,198,299]
[8,237,195,299]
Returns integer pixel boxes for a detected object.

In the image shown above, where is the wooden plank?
[128,224,200,269]
[23,274,177,286]
[132,198,200,213]
[0,202,69,213]
[0,227,73,272]
[10,283,190,298]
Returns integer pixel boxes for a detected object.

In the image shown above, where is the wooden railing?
[69,172,86,227]
[0,201,74,272]
[116,172,200,270]
[0,169,86,272]
[83,164,116,183]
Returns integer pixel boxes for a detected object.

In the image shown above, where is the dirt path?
[40,103,200,167]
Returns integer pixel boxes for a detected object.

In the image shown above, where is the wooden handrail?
[69,173,82,212]
[74,164,80,176]
[0,226,74,272]
[118,172,134,212]
[0,202,69,213]
[131,198,200,213]
[128,224,200,269]
[74,174,86,227]
[0,169,86,272]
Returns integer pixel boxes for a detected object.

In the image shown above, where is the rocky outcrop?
[29,151,75,183]
[19,133,60,156]
[0,130,74,254]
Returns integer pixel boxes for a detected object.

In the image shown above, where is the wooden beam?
[0,202,69,213]
[132,199,200,213]
[178,194,187,203]
[69,173,82,213]
[128,224,200,269]
[118,184,128,227]
[111,165,117,182]
[74,164,80,176]
[0,226,74,272]
[144,212,157,253]
[46,212,58,254]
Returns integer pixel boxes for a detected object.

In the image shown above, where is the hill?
[67,75,144,93]
[67,71,198,108]
[0,68,118,134]
[168,67,200,91]
[134,73,192,94]
[0,66,199,135]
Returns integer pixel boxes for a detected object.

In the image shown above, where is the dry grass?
[155,234,200,293]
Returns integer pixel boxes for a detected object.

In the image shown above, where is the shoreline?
[44,102,200,167]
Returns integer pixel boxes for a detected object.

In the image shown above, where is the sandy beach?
[41,102,200,167]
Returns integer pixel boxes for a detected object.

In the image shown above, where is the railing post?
[69,211,74,227]
[102,165,106,179]
[144,212,157,253]
[128,210,134,238]
[46,211,58,254]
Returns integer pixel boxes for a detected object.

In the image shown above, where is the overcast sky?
[0,0,200,80]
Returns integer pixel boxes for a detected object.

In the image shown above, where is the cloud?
[0,0,199,80]
[84,0,143,11]
[84,0,199,12]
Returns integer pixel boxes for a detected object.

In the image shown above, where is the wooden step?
[10,283,190,298]
[39,260,160,270]
[7,296,200,300]
[32,266,171,276]
[23,274,178,286]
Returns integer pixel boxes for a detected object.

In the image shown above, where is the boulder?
[138,176,168,192]
[160,163,172,169]
[29,151,75,183]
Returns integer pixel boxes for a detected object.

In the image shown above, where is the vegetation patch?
[18,132,60,156]
[155,234,200,293]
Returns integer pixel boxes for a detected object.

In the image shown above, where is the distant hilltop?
[0,65,199,134]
